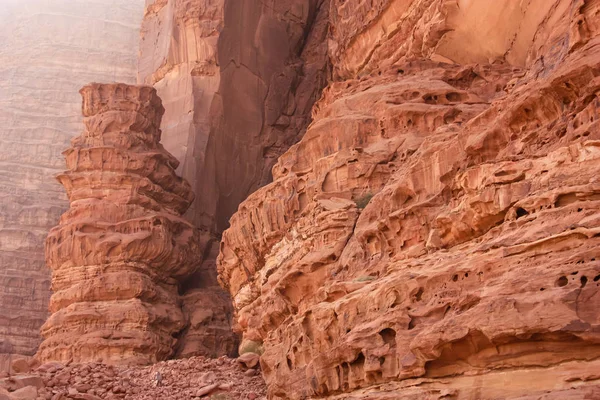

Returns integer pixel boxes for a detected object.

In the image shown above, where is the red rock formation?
[200,0,331,233]
[137,0,331,358]
[218,1,600,398]
[38,83,205,365]
[138,0,330,233]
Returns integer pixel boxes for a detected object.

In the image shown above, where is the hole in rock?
[515,207,528,219]
[340,363,350,390]
[351,352,365,368]
[556,276,569,287]
[452,274,459,282]
[379,328,396,347]
[581,276,588,288]
[594,275,600,282]
[445,92,461,102]
[423,95,435,104]
[408,318,416,330]
[397,69,405,74]
[287,357,292,369]
[415,287,424,301]
[540,288,546,291]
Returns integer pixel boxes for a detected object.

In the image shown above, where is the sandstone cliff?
[38,83,204,365]
[0,0,143,363]
[218,1,600,398]
[137,0,330,358]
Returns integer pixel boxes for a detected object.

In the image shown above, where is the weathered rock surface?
[200,0,331,233]
[0,0,143,363]
[137,0,237,359]
[37,83,204,365]
[218,1,600,398]
[137,0,331,357]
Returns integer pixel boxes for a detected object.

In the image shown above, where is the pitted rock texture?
[137,0,331,357]
[218,1,600,399]
[37,83,205,365]
[0,0,143,363]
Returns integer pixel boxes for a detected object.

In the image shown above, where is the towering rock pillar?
[37,83,204,365]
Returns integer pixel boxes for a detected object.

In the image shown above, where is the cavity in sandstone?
[37,83,205,365]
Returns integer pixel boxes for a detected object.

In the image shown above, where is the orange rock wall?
[137,0,238,359]
[218,1,600,398]
[137,0,331,358]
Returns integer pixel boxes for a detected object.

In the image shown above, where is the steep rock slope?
[137,0,331,357]
[38,83,203,365]
[218,0,600,398]
[138,0,238,359]
[0,0,143,362]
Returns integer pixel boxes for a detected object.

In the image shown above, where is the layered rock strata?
[0,0,143,363]
[218,0,600,398]
[37,83,204,365]
[137,0,331,357]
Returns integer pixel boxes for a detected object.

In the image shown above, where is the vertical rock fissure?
[137,0,331,359]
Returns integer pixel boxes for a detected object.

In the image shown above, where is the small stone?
[195,383,219,397]
[11,358,31,374]
[237,353,260,369]
[10,386,39,400]
[74,383,92,392]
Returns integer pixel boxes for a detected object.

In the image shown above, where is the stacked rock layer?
[218,0,600,399]
[37,83,204,365]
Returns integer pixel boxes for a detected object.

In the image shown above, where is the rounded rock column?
[38,83,204,365]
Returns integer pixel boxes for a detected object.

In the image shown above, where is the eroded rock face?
[201,0,331,233]
[138,0,239,359]
[137,0,331,358]
[139,0,330,233]
[37,83,204,365]
[0,0,143,363]
[218,1,600,398]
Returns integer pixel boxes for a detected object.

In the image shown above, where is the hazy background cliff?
[0,0,144,363]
